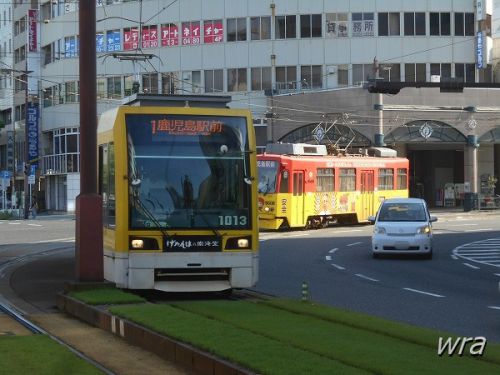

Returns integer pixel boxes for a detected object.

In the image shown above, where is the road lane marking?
[27,224,42,227]
[449,223,478,227]
[346,242,363,247]
[8,222,20,225]
[334,229,363,234]
[464,228,493,232]
[463,263,480,270]
[451,255,458,260]
[494,273,500,277]
[488,306,500,310]
[288,233,310,237]
[403,288,445,298]
[328,248,338,253]
[331,264,345,270]
[355,273,379,282]
[325,255,332,261]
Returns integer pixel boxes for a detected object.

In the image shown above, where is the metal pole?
[75,1,103,281]
[24,61,30,219]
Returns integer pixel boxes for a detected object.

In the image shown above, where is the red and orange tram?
[257,143,409,230]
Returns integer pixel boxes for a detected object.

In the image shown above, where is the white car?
[369,198,437,259]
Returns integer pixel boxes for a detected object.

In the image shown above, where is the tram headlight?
[264,206,270,212]
[226,236,252,250]
[129,237,159,250]
[131,239,144,249]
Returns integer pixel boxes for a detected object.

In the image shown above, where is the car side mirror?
[368,216,376,224]
[429,216,438,223]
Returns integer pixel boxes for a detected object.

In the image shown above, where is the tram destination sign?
[164,235,221,252]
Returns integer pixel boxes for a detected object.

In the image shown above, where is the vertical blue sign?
[26,103,39,167]
[106,30,122,51]
[7,131,14,173]
[476,31,484,69]
[96,33,105,52]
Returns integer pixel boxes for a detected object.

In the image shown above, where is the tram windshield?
[127,113,251,230]
[257,159,278,194]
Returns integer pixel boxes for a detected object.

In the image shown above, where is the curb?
[56,294,254,375]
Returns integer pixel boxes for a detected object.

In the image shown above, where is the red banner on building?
[123,28,139,50]
[181,21,201,46]
[142,25,158,49]
[204,20,223,44]
[161,24,179,47]
[28,9,38,52]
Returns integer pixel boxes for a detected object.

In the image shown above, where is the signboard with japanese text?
[123,28,139,50]
[477,30,485,69]
[96,33,105,52]
[203,20,223,44]
[325,14,348,37]
[26,103,39,167]
[28,9,38,52]
[141,25,158,48]
[106,30,121,51]
[7,131,14,173]
[181,21,201,45]
[161,24,179,46]
[164,235,221,252]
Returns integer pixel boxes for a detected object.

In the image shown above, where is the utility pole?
[75,1,103,281]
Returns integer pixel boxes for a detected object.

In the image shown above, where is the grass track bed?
[111,300,500,375]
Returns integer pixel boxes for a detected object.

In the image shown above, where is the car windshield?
[377,202,427,222]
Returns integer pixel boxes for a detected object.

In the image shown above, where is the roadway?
[256,211,500,342]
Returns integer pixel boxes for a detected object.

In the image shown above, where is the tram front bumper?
[258,217,284,230]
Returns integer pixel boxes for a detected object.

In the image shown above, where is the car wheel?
[372,253,379,259]
[423,250,433,260]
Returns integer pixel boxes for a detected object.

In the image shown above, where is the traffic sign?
[28,175,35,185]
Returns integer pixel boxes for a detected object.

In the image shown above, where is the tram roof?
[121,94,232,108]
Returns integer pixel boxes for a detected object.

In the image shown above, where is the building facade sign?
[477,31,486,69]
[28,9,38,52]
[6,131,14,173]
[26,103,39,166]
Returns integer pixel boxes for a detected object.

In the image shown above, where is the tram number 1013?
[218,215,248,226]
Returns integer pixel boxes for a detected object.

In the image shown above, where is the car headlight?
[374,226,386,234]
[417,225,431,234]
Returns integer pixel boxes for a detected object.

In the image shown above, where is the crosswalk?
[453,238,500,267]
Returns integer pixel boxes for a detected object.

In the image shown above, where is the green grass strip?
[0,335,102,375]
[110,304,369,375]
[261,298,500,365]
[170,300,500,375]
[69,288,145,305]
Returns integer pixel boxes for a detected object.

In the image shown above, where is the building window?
[203,19,223,44]
[106,77,121,99]
[97,78,106,99]
[124,75,135,96]
[142,73,158,94]
[338,65,348,86]
[227,17,246,42]
[182,70,201,93]
[275,15,296,39]
[65,81,79,103]
[378,168,394,190]
[161,72,177,94]
[430,12,450,36]
[455,63,475,83]
[181,21,201,45]
[250,67,271,91]
[454,13,474,36]
[397,168,407,190]
[379,64,400,82]
[378,12,400,36]
[430,63,451,79]
[326,13,348,37]
[300,14,322,38]
[405,63,426,82]
[227,68,247,92]
[352,64,375,85]
[404,12,425,36]
[317,168,334,192]
[275,66,297,91]
[204,69,223,93]
[250,16,271,40]
[300,65,322,89]
[64,35,78,57]
[339,168,356,191]
[352,12,374,37]
[161,23,179,47]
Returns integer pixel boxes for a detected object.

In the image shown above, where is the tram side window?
[279,170,289,193]
[378,168,394,190]
[339,168,356,191]
[397,168,408,189]
[317,168,334,192]
[98,143,116,228]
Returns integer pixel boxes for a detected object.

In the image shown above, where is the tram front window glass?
[126,114,251,230]
[257,159,278,194]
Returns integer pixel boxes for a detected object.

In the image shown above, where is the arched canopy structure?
[479,126,500,143]
[385,120,466,143]
[279,123,372,148]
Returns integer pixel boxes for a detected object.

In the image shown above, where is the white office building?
[0,0,499,212]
